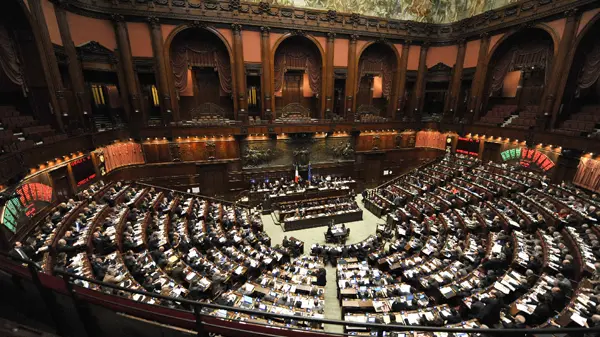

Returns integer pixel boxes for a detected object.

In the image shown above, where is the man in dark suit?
[531,294,552,325]
[550,287,566,312]
[8,242,30,261]
[443,308,462,324]
[151,246,166,267]
[478,292,503,326]
[501,314,527,336]
[562,259,575,280]
[315,268,326,286]
[63,231,77,246]
[469,299,486,320]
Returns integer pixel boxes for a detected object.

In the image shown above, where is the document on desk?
[407,313,421,325]
[494,282,511,294]
[440,287,453,297]
[571,311,588,327]
[516,303,535,314]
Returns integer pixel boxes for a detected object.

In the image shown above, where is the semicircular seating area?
[10,153,600,335]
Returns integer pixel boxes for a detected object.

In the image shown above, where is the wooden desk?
[283,209,363,231]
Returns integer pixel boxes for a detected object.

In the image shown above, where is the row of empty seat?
[554,104,600,136]
[476,105,517,126]
[0,105,66,156]
[506,106,539,129]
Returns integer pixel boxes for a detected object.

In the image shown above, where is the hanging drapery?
[102,142,145,173]
[415,131,446,150]
[273,44,321,95]
[577,39,600,95]
[171,40,232,95]
[490,51,513,94]
[489,43,551,95]
[573,157,600,192]
[0,25,25,93]
[357,51,393,97]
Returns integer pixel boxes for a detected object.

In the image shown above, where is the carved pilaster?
[446,39,467,119]
[546,9,581,129]
[232,23,246,116]
[148,16,173,124]
[470,33,491,121]
[54,1,91,129]
[325,32,335,116]
[30,0,66,131]
[113,12,144,126]
[411,42,429,118]
[396,42,410,119]
[260,26,270,37]
[231,23,242,35]
[346,34,359,119]
[260,26,272,118]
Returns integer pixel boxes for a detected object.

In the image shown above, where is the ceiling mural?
[252,0,520,23]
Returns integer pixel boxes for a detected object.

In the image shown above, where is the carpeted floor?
[261,195,384,333]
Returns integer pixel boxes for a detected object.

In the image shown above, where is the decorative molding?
[327,32,336,41]
[348,13,361,26]
[326,10,337,23]
[52,0,600,44]
[76,41,116,64]
[428,62,453,72]
[255,1,271,15]
[111,14,125,23]
[260,26,270,37]
[147,16,160,28]
[231,23,242,34]
[564,8,579,18]
[291,29,306,37]
[191,20,207,29]
[228,0,241,12]
[49,0,69,10]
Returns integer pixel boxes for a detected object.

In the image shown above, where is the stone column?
[112,14,145,124]
[544,10,580,129]
[147,16,172,124]
[396,41,410,119]
[446,39,467,121]
[53,1,91,130]
[260,26,273,121]
[469,33,490,122]
[30,0,67,131]
[324,32,335,119]
[345,34,358,121]
[411,42,429,120]
[232,24,247,121]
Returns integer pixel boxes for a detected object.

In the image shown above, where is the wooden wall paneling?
[363,153,384,185]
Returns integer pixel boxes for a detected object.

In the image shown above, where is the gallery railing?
[0,253,597,337]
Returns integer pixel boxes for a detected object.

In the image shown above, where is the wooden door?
[283,72,302,105]
[196,164,226,197]
[194,68,220,105]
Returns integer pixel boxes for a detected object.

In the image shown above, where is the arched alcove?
[168,27,235,121]
[355,42,398,120]
[482,28,555,117]
[555,16,600,135]
[0,0,54,127]
[272,35,324,120]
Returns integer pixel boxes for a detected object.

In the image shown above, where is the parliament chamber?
[2,0,600,337]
